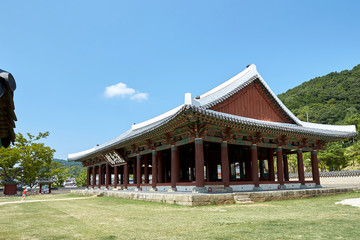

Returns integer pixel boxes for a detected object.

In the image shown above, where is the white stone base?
[306,183,316,188]
[259,184,278,190]
[230,184,254,191]
[155,186,172,192]
[284,183,300,189]
[168,188,177,192]
[177,186,195,192]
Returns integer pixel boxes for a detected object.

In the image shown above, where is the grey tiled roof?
[68,104,357,161]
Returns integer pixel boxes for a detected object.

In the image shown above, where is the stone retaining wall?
[71,186,359,206]
[241,187,358,202]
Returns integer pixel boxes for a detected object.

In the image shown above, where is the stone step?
[235,196,254,204]
[234,194,254,204]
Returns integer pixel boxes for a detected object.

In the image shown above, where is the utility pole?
[306,112,309,122]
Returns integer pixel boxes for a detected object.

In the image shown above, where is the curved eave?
[68,105,357,162]
[68,105,189,161]
[197,107,358,139]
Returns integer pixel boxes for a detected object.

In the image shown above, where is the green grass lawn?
[0,193,87,203]
[1,192,360,240]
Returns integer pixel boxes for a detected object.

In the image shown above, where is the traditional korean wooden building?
[68,65,357,193]
[0,69,16,148]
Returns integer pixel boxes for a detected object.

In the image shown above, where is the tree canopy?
[278,64,360,171]
[0,132,65,187]
[278,64,360,127]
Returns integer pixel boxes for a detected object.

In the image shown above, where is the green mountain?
[278,64,360,128]
[53,158,82,168]
[53,159,83,178]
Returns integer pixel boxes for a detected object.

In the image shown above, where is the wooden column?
[98,164,102,188]
[106,163,110,189]
[311,150,321,187]
[195,138,205,188]
[152,150,158,190]
[221,141,230,188]
[268,148,275,181]
[114,165,118,188]
[144,155,149,184]
[133,158,137,184]
[86,167,91,188]
[157,151,163,183]
[251,144,261,189]
[136,154,141,189]
[92,166,96,187]
[124,163,129,189]
[170,145,179,190]
[297,149,306,187]
[276,147,285,188]
[283,154,289,181]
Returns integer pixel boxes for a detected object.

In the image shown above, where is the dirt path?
[0,196,96,206]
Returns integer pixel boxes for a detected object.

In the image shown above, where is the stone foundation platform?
[71,186,359,206]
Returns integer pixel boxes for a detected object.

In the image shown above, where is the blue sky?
[1,1,360,160]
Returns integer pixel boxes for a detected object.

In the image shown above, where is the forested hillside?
[278,64,360,128]
[278,64,360,171]
[53,158,82,168]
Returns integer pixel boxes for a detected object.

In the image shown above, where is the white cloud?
[104,82,148,102]
[130,92,148,101]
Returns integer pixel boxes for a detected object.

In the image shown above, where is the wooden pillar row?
[124,163,129,189]
[170,145,179,191]
[276,147,286,189]
[283,154,289,181]
[136,154,141,189]
[221,141,230,188]
[251,144,262,190]
[92,166,96,187]
[194,138,205,191]
[268,148,275,181]
[297,149,306,188]
[151,150,158,190]
[311,150,322,187]
[86,167,91,188]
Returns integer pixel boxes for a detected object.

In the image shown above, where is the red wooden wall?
[210,80,294,124]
